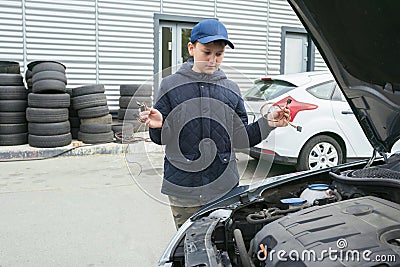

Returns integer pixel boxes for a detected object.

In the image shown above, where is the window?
[307,82,336,100]
[243,80,296,101]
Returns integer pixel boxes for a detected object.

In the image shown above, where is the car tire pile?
[66,88,80,139]
[26,61,72,148]
[71,84,114,144]
[117,84,152,139]
[0,61,28,146]
[1,60,152,148]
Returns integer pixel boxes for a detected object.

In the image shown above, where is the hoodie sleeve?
[149,80,173,145]
[232,93,275,149]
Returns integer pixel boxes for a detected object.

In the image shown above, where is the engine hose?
[331,189,342,201]
[233,229,254,267]
[246,213,284,224]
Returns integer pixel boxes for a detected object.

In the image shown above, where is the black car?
[158,1,400,266]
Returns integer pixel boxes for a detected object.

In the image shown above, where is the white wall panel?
[267,0,327,75]
[162,0,215,17]
[0,1,24,64]
[98,0,159,110]
[267,0,302,75]
[217,0,269,92]
[25,0,97,87]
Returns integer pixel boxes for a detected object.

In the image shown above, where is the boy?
[139,19,289,229]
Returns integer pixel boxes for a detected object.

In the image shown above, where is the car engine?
[167,154,400,267]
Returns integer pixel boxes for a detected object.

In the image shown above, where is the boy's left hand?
[266,107,290,127]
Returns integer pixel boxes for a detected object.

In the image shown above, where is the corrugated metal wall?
[97,0,158,110]
[217,0,269,91]
[267,0,327,75]
[25,0,97,85]
[0,1,24,63]
[162,0,215,17]
[0,0,327,111]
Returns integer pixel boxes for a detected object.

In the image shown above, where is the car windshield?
[243,79,296,101]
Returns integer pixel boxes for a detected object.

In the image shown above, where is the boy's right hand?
[138,107,163,129]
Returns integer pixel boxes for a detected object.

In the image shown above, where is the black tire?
[28,133,72,148]
[80,114,112,125]
[65,87,73,96]
[25,69,33,80]
[80,123,112,134]
[111,123,134,133]
[26,78,32,89]
[0,112,26,124]
[69,117,80,128]
[28,93,70,108]
[26,107,69,123]
[78,131,114,144]
[112,122,135,141]
[32,71,67,84]
[0,100,27,112]
[0,123,27,134]
[0,86,27,100]
[77,105,109,119]
[0,61,20,74]
[120,84,152,96]
[0,74,24,86]
[32,79,66,93]
[30,61,66,74]
[69,109,78,117]
[72,84,105,97]
[119,96,152,109]
[71,127,79,139]
[28,121,70,136]
[0,133,28,146]
[72,93,107,110]
[118,108,138,121]
[296,135,343,171]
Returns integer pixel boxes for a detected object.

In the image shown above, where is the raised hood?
[288,0,400,153]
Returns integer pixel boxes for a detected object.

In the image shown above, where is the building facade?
[0,0,328,111]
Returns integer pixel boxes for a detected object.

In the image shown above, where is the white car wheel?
[297,135,343,171]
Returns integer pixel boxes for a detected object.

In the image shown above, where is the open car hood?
[288,0,400,153]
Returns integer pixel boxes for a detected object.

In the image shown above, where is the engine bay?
[168,154,400,267]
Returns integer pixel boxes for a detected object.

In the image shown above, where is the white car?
[159,2,400,266]
[243,71,373,171]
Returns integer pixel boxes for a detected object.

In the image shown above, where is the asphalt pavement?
[0,135,295,266]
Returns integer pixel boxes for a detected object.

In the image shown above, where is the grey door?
[283,32,308,74]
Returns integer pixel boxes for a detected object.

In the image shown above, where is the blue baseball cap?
[190,19,234,49]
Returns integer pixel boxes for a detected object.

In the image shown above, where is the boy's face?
[188,41,226,74]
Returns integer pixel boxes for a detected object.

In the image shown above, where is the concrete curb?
[0,132,165,162]
[0,143,123,162]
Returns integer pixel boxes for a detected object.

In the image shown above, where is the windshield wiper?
[244,96,264,101]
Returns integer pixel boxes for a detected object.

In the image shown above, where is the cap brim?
[197,35,234,49]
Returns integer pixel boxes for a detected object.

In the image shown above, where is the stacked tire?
[118,84,152,134]
[66,88,80,139]
[26,61,72,148]
[0,61,28,146]
[25,68,33,93]
[72,84,114,144]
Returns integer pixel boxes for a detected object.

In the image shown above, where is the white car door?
[330,85,373,158]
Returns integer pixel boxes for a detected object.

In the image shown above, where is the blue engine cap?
[307,184,329,191]
[280,197,307,206]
